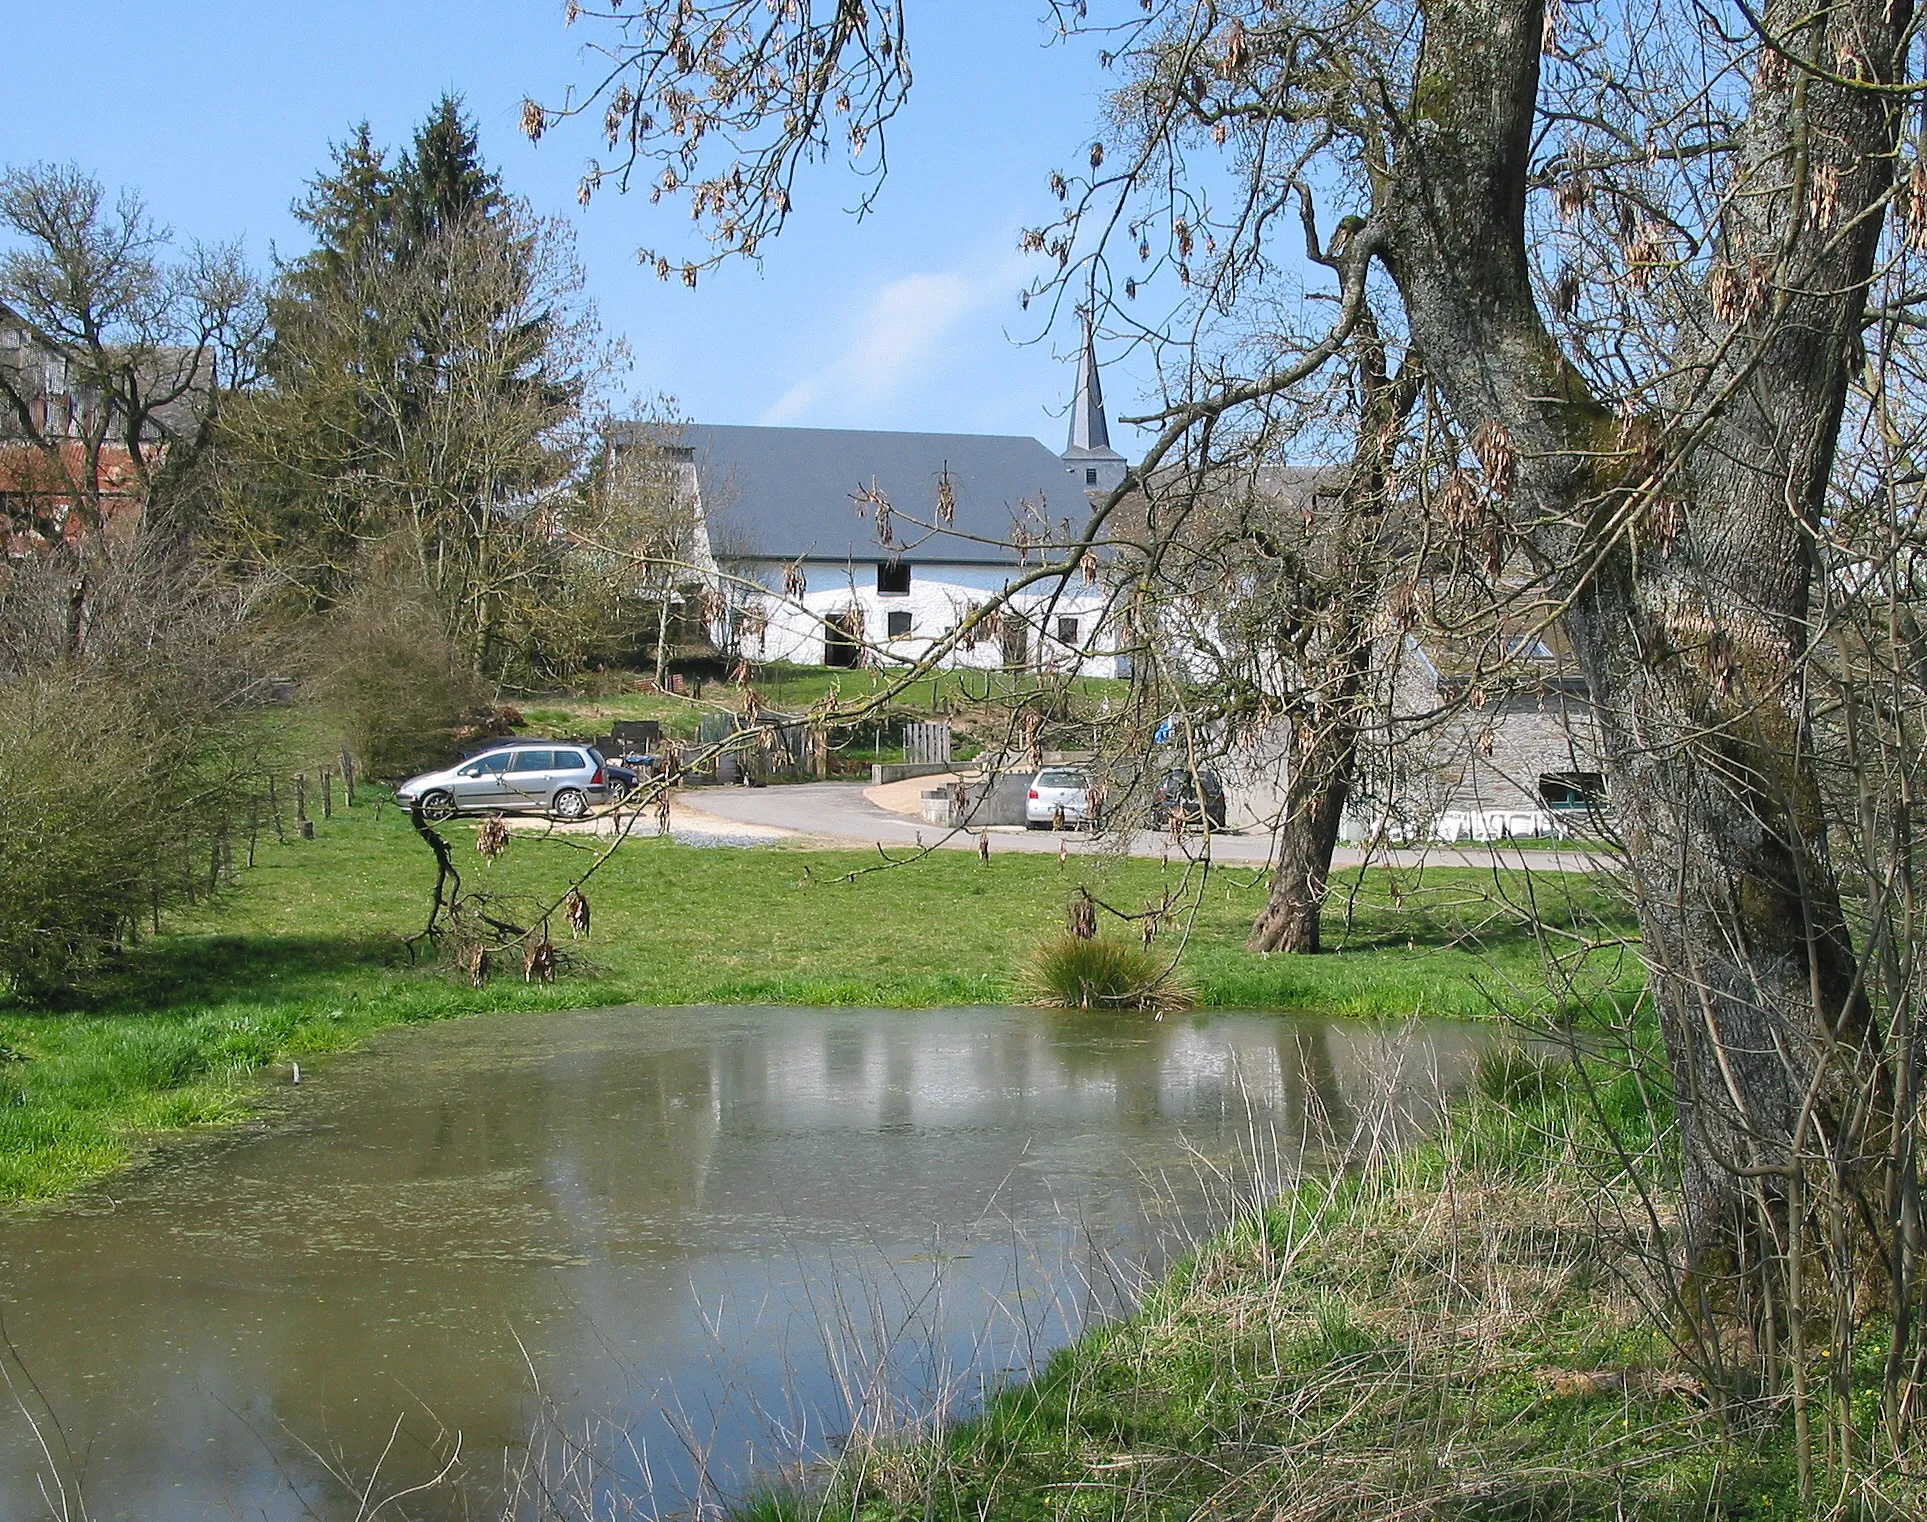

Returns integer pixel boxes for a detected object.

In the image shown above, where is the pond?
[0,1004,1504,1520]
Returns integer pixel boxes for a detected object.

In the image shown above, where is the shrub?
[311,591,489,779]
[1019,932,1196,1012]
[0,675,250,998]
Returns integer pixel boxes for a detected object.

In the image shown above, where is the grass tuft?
[1019,933,1197,1012]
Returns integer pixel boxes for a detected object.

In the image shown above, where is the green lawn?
[0,796,1640,1201]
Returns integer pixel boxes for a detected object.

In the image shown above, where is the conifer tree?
[400,95,504,252]
[210,100,597,672]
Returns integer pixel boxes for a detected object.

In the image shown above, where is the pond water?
[0,1004,1502,1521]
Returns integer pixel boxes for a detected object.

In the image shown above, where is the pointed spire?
[1066,310,1113,456]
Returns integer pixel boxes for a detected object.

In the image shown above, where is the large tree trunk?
[1248,690,1361,954]
[1374,0,1902,1264]
[1251,312,1411,955]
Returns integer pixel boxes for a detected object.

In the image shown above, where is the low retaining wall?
[920,772,1030,828]
[872,760,956,786]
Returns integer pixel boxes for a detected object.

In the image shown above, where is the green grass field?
[0,792,1640,1201]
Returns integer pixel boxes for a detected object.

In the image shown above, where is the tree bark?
[1248,678,1363,954]
[1374,0,1902,1263]
[1251,311,1410,955]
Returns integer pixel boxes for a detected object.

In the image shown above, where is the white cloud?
[761,265,1000,426]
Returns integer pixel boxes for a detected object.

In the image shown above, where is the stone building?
[1345,630,1607,843]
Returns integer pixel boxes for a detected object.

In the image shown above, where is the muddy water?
[0,1005,1499,1520]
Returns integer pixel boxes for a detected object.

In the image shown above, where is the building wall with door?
[732,557,1124,676]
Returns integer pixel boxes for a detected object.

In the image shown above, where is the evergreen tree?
[400,95,504,251]
[210,99,594,674]
[287,123,400,292]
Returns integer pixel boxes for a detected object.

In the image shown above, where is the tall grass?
[724,1041,1834,1521]
[1018,933,1197,1012]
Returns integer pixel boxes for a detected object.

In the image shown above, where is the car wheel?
[418,790,456,822]
[551,788,589,821]
[609,779,635,803]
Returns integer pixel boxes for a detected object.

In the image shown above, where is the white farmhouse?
[617,330,1132,675]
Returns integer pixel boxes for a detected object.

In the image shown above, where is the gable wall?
[735,559,1124,676]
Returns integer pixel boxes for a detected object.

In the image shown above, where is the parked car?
[1150,768,1227,830]
[397,741,612,821]
[1026,767,1097,830]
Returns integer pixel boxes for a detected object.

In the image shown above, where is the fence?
[904,721,952,766]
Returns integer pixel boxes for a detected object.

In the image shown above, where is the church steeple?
[1061,312,1128,495]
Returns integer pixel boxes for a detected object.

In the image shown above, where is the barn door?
[824,608,864,668]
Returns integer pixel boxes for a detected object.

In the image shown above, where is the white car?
[1026,767,1096,830]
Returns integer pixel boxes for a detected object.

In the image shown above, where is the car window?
[507,749,553,774]
[553,750,586,771]
[1036,770,1087,789]
[459,752,510,777]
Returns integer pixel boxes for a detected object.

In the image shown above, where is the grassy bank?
[0,796,1638,1201]
[736,1051,1849,1521]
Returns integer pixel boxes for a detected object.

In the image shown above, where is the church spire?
[1062,312,1128,494]
[1066,311,1112,456]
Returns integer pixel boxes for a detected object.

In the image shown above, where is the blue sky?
[0,2,1148,450]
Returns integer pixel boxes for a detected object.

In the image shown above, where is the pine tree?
[399,95,504,252]
[287,123,400,291]
[213,98,590,671]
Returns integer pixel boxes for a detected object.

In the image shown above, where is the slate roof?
[624,422,1096,566]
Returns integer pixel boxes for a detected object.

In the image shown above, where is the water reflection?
[0,1005,1497,1520]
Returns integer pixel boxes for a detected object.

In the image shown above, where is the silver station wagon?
[397,741,612,821]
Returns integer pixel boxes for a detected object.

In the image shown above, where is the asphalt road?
[684,780,1614,872]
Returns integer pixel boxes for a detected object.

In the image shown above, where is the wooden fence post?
[321,767,334,819]
[295,773,308,826]
[340,750,357,807]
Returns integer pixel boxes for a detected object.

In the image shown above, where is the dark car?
[602,754,664,803]
[1150,768,1227,830]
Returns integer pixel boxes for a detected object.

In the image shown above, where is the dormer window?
[1085,467,1098,485]
[877,561,911,596]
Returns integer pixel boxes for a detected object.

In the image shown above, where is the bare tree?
[535,0,1927,1302]
[0,163,266,547]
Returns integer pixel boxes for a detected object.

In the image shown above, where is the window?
[886,610,913,638]
[552,751,587,771]
[876,561,911,595]
[1537,772,1608,809]
[460,752,511,778]
[1001,616,1030,669]
[507,749,554,774]
[1085,467,1098,485]
[1056,616,1080,645]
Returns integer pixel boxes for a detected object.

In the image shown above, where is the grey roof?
[668,422,1102,565]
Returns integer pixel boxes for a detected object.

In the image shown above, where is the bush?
[1019,932,1196,1012]
[311,592,489,779]
[0,676,247,998]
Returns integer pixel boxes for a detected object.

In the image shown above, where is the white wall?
[733,559,1126,677]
